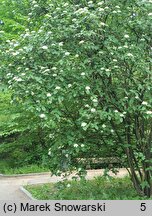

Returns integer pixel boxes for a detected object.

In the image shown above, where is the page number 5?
[140,203,146,211]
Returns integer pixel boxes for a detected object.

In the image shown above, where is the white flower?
[142,101,148,105]
[78,168,82,172]
[59,42,63,46]
[79,40,84,44]
[135,96,139,99]
[65,154,69,158]
[67,183,71,188]
[40,114,46,118]
[124,45,128,48]
[48,151,51,156]
[16,78,22,82]
[92,98,98,103]
[74,144,78,148]
[124,34,130,38]
[85,86,90,91]
[120,113,124,117]
[85,104,89,108]
[146,111,152,114]
[100,22,106,26]
[114,110,119,113]
[123,112,127,115]
[52,67,57,70]
[102,124,106,128]
[68,84,72,88]
[81,72,85,76]
[47,93,51,97]
[64,3,69,7]
[53,74,57,77]
[55,86,61,90]
[31,92,34,96]
[12,52,19,56]
[97,2,104,6]
[75,54,79,58]
[65,52,70,56]
[81,144,85,148]
[72,18,77,22]
[49,134,54,139]
[91,108,96,113]
[41,45,48,50]
[33,4,39,8]
[81,122,87,127]
[38,29,43,33]
[113,59,117,62]
[101,67,105,70]
[111,129,114,133]
[44,69,50,73]
[126,53,134,57]
[115,5,120,9]
[98,8,104,12]
[148,13,152,16]
[105,69,111,72]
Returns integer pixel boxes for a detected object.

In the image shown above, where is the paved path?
[0,169,128,200]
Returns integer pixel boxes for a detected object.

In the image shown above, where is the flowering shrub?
[1,0,152,196]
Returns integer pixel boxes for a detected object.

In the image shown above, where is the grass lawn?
[0,160,49,174]
[25,176,150,200]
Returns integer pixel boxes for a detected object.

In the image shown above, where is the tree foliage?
[1,0,152,197]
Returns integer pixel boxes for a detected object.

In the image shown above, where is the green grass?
[0,161,49,174]
[25,176,150,200]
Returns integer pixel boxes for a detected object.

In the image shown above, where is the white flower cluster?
[75,54,79,58]
[48,148,51,156]
[79,40,85,44]
[52,67,57,70]
[75,7,88,14]
[142,101,148,105]
[41,45,48,50]
[85,86,90,91]
[91,108,96,113]
[47,93,51,97]
[40,113,46,119]
[65,52,70,56]
[55,86,61,90]
[124,34,130,38]
[13,76,22,82]
[81,122,87,127]
[146,111,152,115]
[126,53,134,57]
[92,98,98,103]
[97,2,104,6]
[98,8,104,12]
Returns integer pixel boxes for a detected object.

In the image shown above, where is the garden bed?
[25,176,150,200]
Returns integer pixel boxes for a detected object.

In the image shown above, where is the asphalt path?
[0,169,128,200]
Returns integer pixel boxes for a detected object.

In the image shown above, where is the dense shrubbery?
[0,92,49,168]
[1,0,152,197]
